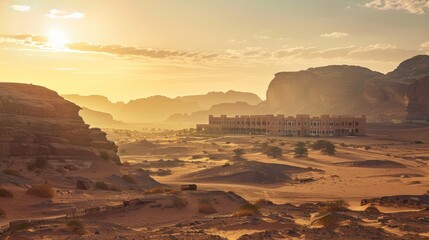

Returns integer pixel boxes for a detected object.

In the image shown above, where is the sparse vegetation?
[95,181,121,191]
[122,174,137,184]
[364,146,372,150]
[198,198,217,214]
[67,220,86,235]
[234,203,259,216]
[233,148,245,160]
[172,197,188,208]
[0,187,13,198]
[294,142,308,157]
[312,140,335,155]
[27,183,55,198]
[95,181,109,190]
[222,163,231,167]
[415,141,424,144]
[266,146,283,158]
[318,199,349,213]
[2,168,21,177]
[313,212,339,229]
[27,156,48,171]
[255,198,274,207]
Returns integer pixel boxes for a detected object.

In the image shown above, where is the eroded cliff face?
[0,83,119,163]
[264,55,429,121]
[407,76,429,120]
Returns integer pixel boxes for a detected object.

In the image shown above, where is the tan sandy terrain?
[2,124,429,239]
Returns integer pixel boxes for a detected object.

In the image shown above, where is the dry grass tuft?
[313,212,339,229]
[172,197,188,208]
[27,183,54,198]
[0,187,13,198]
[2,169,21,177]
[318,199,349,213]
[234,203,259,216]
[67,220,86,235]
[122,174,138,184]
[198,198,217,214]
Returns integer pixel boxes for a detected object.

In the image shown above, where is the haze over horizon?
[1,0,429,101]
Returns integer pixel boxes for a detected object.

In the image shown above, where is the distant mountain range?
[62,90,263,126]
[64,55,429,127]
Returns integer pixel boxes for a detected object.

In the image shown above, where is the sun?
[47,29,68,49]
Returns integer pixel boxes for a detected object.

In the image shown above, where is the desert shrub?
[109,185,121,192]
[95,181,121,191]
[145,187,172,194]
[313,213,339,229]
[266,146,283,158]
[99,151,110,161]
[222,163,231,167]
[318,199,349,213]
[233,148,245,160]
[192,155,204,159]
[0,187,13,198]
[67,220,86,235]
[122,174,137,184]
[312,140,335,155]
[415,141,424,144]
[95,181,109,190]
[2,169,21,177]
[172,197,188,208]
[27,156,48,171]
[364,146,372,150]
[235,203,259,216]
[294,142,308,157]
[0,207,5,217]
[198,198,217,214]
[255,198,273,207]
[339,143,347,147]
[225,141,231,144]
[27,183,54,198]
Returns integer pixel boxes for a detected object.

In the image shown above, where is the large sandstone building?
[197,114,366,137]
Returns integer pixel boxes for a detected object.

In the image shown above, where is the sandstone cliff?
[263,55,429,121]
[0,83,119,163]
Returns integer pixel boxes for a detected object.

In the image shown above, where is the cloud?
[1,33,425,65]
[1,34,48,44]
[320,32,349,38]
[365,0,429,14]
[421,41,429,49]
[11,4,31,12]
[66,42,220,60]
[46,9,84,19]
[229,39,247,43]
[254,35,271,40]
[272,44,422,62]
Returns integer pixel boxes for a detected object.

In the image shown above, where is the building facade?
[196,114,366,137]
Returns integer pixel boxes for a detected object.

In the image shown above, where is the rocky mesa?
[0,83,119,163]
[263,55,429,121]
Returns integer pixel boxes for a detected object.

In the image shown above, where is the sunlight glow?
[47,29,68,50]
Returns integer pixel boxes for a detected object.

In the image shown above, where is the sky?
[1,0,429,102]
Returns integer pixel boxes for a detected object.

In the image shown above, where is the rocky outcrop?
[263,55,429,121]
[406,76,429,120]
[0,83,119,163]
